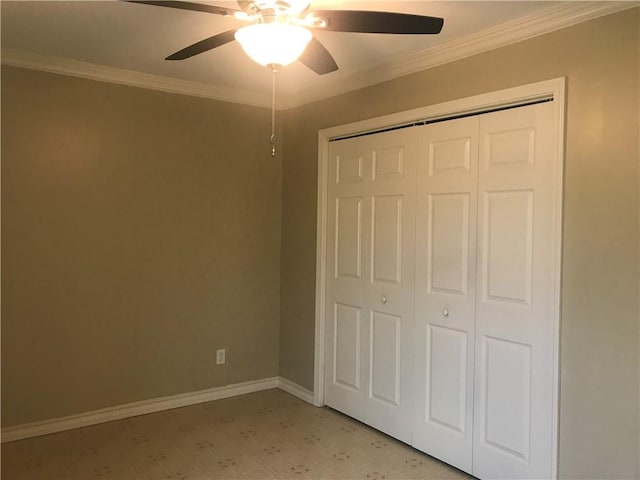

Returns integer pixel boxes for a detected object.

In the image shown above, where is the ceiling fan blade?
[309,10,444,34]
[126,1,241,17]
[298,36,338,75]
[166,29,237,60]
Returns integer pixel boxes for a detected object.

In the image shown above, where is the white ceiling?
[1,1,633,108]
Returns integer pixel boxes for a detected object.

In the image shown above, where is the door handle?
[381,295,388,304]
[442,307,449,317]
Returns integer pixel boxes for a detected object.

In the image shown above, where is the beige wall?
[1,66,282,426]
[280,9,639,479]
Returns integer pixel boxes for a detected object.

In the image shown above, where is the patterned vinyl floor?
[1,389,472,480]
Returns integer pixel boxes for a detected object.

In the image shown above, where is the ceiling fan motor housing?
[237,0,311,16]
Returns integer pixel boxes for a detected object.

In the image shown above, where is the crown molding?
[281,1,638,109]
[2,2,636,110]
[1,49,282,110]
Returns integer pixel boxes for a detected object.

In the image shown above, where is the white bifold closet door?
[324,127,416,443]
[472,102,558,480]
[324,99,559,480]
[412,116,479,475]
[413,101,558,479]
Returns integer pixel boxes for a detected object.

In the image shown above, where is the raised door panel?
[370,311,402,406]
[336,153,364,184]
[333,303,362,391]
[371,195,402,284]
[484,128,535,169]
[426,325,468,433]
[429,137,471,175]
[482,190,533,305]
[482,336,532,461]
[428,193,470,296]
[373,146,404,181]
[473,101,559,480]
[335,197,362,280]
[413,117,478,474]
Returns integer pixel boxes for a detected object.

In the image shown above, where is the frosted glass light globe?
[235,23,312,67]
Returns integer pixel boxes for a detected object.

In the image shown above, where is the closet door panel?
[325,138,369,421]
[325,128,416,444]
[413,117,478,473]
[364,129,416,444]
[473,102,558,479]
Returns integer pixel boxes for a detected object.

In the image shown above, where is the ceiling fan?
[127,0,445,74]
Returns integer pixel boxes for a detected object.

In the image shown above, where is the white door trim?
[314,77,565,476]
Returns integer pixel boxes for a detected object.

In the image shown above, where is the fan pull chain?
[270,67,277,158]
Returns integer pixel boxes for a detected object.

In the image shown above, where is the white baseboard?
[1,376,318,443]
[1,377,279,443]
[276,376,315,404]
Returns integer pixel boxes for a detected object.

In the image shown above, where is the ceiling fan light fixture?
[235,23,312,68]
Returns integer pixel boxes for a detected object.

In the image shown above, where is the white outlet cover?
[216,349,226,365]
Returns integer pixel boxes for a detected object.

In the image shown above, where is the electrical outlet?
[216,349,226,365]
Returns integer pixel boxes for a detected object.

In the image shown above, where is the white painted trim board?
[1,376,314,443]
[277,376,315,405]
